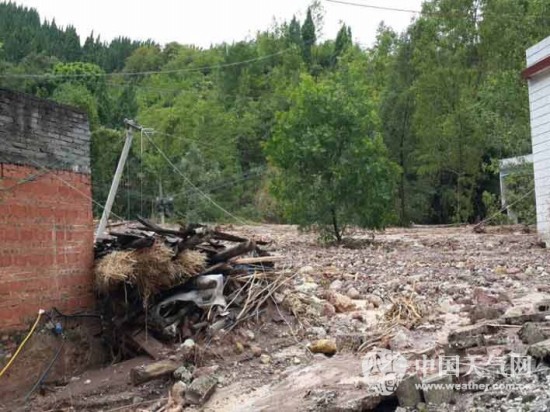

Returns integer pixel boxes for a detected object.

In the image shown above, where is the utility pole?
[158,179,165,225]
[95,119,141,239]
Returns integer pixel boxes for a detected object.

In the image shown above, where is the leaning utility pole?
[95,119,141,239]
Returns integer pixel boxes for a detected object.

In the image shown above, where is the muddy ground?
[10,224,550,411]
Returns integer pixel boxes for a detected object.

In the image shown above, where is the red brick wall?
[0,163,94,330]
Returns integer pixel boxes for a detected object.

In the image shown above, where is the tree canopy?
[0,0,546,230]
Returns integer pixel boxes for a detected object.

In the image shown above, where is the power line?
[142,129,250,225]
[325,0,420,13]
[0,49,290,80]
[325,0,550,19]
[0,153,126,221]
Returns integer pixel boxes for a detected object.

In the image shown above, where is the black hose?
[52,307,101,319]
[24,339,65,402]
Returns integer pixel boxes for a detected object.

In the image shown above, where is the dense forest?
[0,0,548,235]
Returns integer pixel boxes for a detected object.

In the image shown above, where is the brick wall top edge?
[0,88,91,173]
[0,88,88,117]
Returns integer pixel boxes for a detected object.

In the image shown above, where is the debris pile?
[94,217,285,358]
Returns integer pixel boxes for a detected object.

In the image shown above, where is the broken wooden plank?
[130,359,180,385]
[213,230,269,246]
[198,262,232,276]
[211,240,256,264]
[129,330,168,360]
[231,256,284,265]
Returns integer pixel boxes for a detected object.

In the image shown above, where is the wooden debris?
[383,294,425,328]
[129,330,169,360]
[231,256,284,265]
[131,360,180,385]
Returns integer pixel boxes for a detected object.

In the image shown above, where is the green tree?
[301,8,316,66]
[266,74,398,241]
[52,82,99,128]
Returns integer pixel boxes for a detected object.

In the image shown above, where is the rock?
[519,323,548,345]
[468,304,505,323]
[438,297,460,314]
[132,396,144,404]
[260,354,271,364]
[448,323,499,350]
[396,374,422,407]
[295,282,319,294]
[422,374,453,405]
[293,357,301,364]
[389,328,411,351]
[346,287,361,300]
[351,311,364,321]
[250,345,262,357]
[504,306,524,318]
[185,375,217,406]
[308,326,327,338]
[329,279,344,290]
[365,294,383,308]
[180,338,195,357]
[182,338,195,349]
[170,381,187,406]
[173,366,193,384]
[504,311,550,325]
[308,339,338,356]
[243,330,255,341]
[523,393,536,403]
[527,338,550,359]
[417,402,428,412]
[325,290,356,313]
[193,364,219,379]
[535,299,550,312]
[322,302,337,317]
[298,265,315,274]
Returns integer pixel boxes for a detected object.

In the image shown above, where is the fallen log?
[211,240,256,264]
[130,359,180,385]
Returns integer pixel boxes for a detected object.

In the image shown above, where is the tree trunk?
[331,208,342,242]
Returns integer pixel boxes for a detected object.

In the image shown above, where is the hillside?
[0,0,548,228]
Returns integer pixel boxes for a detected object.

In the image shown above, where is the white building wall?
[527,39,550,242]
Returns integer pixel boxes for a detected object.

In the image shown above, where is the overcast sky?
[13,0,423,48]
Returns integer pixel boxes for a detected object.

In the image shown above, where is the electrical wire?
[142,130,251,225]
[325,0,420,13]
[25,158,126,222]
[0,310,44,379]
[0,49,290,80]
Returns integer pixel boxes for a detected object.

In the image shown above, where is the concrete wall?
[0,88,94,331]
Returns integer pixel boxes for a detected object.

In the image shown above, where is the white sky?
[13,0,422,48]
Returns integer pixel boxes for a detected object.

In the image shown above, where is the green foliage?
[481,191,510,226]
[504,166,536,224]
[266,74,398,241]
[52,83,99,127]
[301,8,316,66]
[2,0,547,226]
